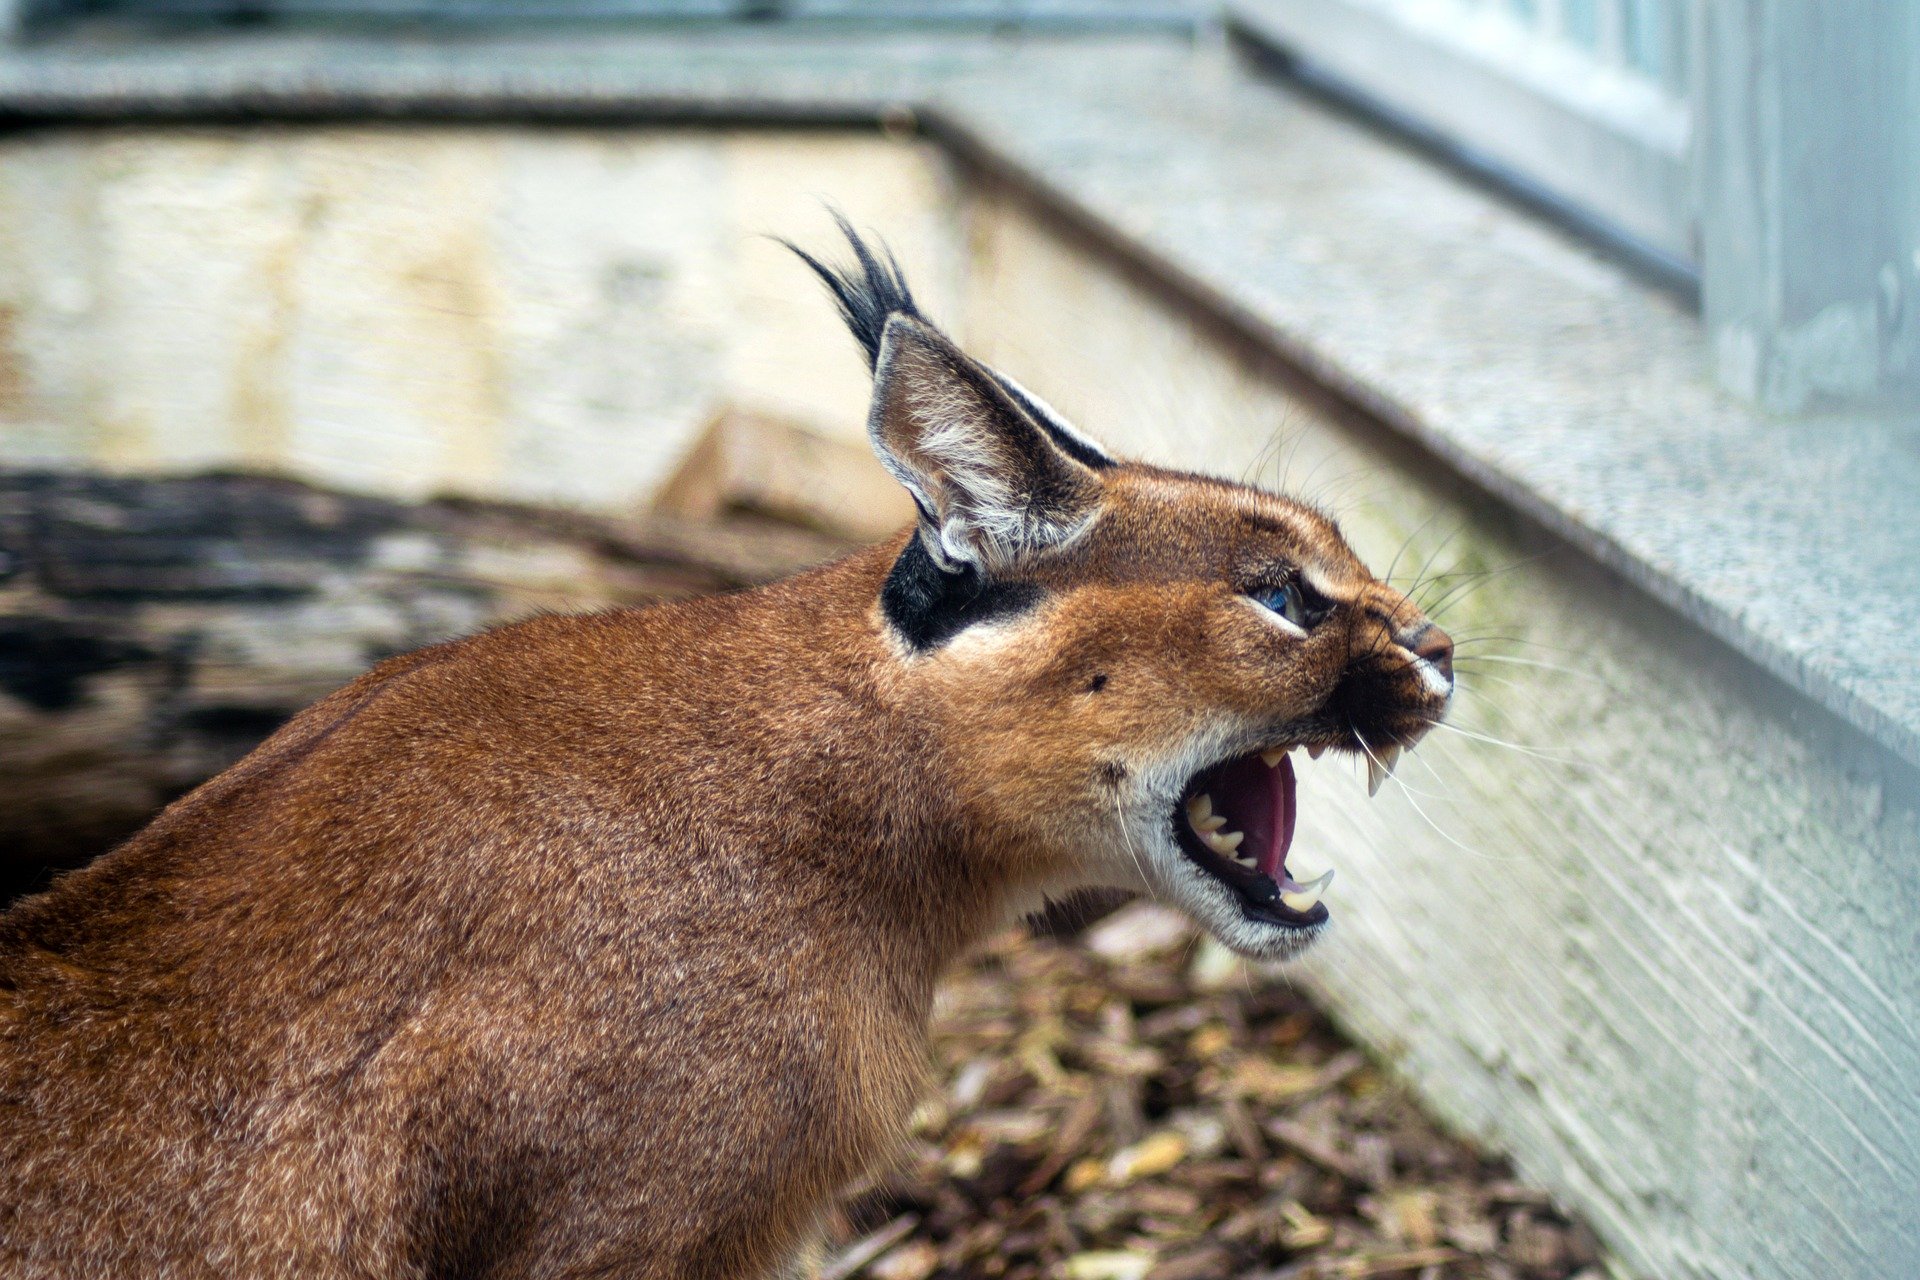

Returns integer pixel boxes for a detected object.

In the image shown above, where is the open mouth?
[1173,748,1333,930]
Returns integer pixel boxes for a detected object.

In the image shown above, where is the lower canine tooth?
[1280,869,1334,913]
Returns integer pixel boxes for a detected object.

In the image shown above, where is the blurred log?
[0,469,852,902]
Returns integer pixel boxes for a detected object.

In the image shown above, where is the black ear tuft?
[788,216,1117,474]
[783,212,921,372]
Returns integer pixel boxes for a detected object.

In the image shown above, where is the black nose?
[1404,621,1454,685]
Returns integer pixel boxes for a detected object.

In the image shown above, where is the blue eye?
[1253,580,1327,630]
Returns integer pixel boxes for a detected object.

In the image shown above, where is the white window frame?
[1234,0,1920,412]
[1232,0,1695,273]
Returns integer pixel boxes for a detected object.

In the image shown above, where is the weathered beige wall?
[960,191,1920,1280]
[0,125,959,513]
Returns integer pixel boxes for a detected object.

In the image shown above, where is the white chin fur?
[1138,825,1326,963]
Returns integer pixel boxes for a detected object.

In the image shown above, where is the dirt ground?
[824,905,1608,1280]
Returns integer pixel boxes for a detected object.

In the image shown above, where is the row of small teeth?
[1268,740,1401,797]
[1266,738,1400,796]
[1185,791,1242,857]
[1264,744,1329,766]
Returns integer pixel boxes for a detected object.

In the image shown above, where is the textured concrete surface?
[0,24,1916,1280]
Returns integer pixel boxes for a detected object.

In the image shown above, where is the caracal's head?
[795,223,1452,962]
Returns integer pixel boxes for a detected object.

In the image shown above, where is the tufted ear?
[868,314,1102,575]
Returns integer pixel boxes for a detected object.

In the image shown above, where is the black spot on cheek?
[1099,760,1127,786]
[1087,673,1108,693]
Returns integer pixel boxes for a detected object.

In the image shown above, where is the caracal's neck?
[756,538,1051,1002]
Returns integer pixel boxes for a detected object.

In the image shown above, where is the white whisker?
[1113,787,1152,895]
[1420,551,1554,619]
[1397,764,1528,864]
[1426,719,1577,765]
[1449,635,1592,659]
[1382,511,1449,587]
[1357,728,1528,865]
[1453,653,1618,689]
[1404,526,1468,603]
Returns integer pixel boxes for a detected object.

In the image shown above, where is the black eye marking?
[1248,575,1334,631]
[881,537,1043,650]
[1087,673,1108,693]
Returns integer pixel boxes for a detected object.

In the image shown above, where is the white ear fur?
[989,370,1116,468]
[868,315,1100,575]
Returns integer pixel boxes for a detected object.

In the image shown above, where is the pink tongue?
[1202,752,1296,880]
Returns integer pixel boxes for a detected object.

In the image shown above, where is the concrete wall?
[0,124,960,513]
[960,190,1920,1280]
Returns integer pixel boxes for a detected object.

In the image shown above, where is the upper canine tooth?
[1366,746,1404,797]
[1307,744,1327,760]
[1206,830,1244,854]
[1260,747,1286,768]
[1197,815,1228,833]
[1186,794,1214,824]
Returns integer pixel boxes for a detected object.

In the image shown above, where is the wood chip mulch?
[824,904,1607,1280]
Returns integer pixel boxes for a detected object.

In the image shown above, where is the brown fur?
[0,236,1448,1278]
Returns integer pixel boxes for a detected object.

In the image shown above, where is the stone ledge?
[0,22,1915,773]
